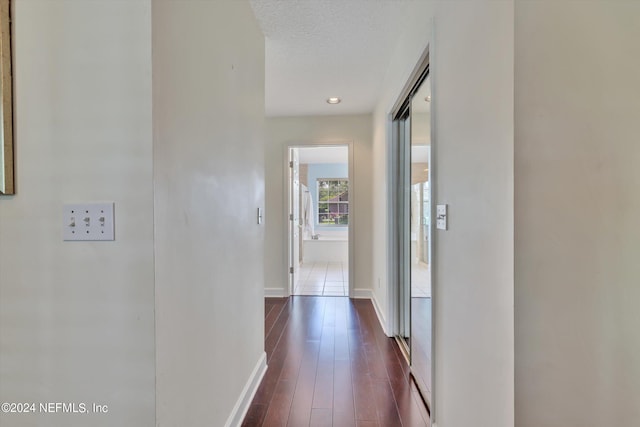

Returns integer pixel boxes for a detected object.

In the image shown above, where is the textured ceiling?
[249,0,413,117]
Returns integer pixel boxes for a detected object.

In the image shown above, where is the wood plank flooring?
[242,296,430,427]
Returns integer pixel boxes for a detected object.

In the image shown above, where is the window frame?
[316,177,349,226]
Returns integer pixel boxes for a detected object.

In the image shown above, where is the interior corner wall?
[264,114,373,297]
[514,2,640,426]
[152,1,265,426]
[0,1,155,426]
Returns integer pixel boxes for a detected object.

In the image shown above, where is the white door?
[289,148,301,293]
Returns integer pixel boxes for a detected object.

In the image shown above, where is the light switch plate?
[63,203,115,241]
[436,204,448,230]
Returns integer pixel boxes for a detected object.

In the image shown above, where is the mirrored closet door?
[392,60,432,410]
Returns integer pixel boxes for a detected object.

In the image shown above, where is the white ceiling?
[249,0,414,117]
[297,146,348,164]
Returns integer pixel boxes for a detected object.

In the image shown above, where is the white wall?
[371,0,434,335]
[265,114,372,297]
[372,1,514,426]
[0,1,155,426]
[431,2,514,426]
[514,2,640,426]
[152,1,266,426]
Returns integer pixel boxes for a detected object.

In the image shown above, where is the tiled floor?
[294,261,428,298]
[411,261,431,298]
[294,262,348,296]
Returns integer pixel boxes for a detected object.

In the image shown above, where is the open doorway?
[287,145,351,297]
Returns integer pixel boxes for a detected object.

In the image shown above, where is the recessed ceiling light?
[326,97,341,105]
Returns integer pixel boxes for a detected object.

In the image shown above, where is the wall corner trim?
[352,289,390,337]
[224,351,267,427]
[352,288,372,299]
[265,288,287,298]
[371,292,390,337]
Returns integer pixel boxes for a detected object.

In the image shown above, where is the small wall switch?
[436,204,448,230]
[63,203,115,241]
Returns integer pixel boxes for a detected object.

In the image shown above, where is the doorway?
[287,144,352,297]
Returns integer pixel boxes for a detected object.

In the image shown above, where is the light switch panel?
[63,203,115,241]
[436,204,448,230]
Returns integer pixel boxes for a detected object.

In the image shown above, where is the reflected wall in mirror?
[0,0,13,195]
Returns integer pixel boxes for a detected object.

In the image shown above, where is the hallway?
[242,297,429,426]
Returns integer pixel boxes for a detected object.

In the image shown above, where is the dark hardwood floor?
[242,296,430,427]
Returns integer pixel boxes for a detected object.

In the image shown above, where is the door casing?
[284,141,355,297]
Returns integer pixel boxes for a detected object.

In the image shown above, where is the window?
[317,178,349,225]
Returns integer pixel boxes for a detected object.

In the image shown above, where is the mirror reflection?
[410,75,432,404]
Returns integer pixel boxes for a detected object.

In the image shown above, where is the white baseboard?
[224,351,267,427]
[370,292,390,336]
[265,287,287,297]
[352,288,372,299]
[351,288,390,337]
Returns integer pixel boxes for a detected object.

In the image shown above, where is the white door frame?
[289,148,301,292]
[283,141,355,297]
